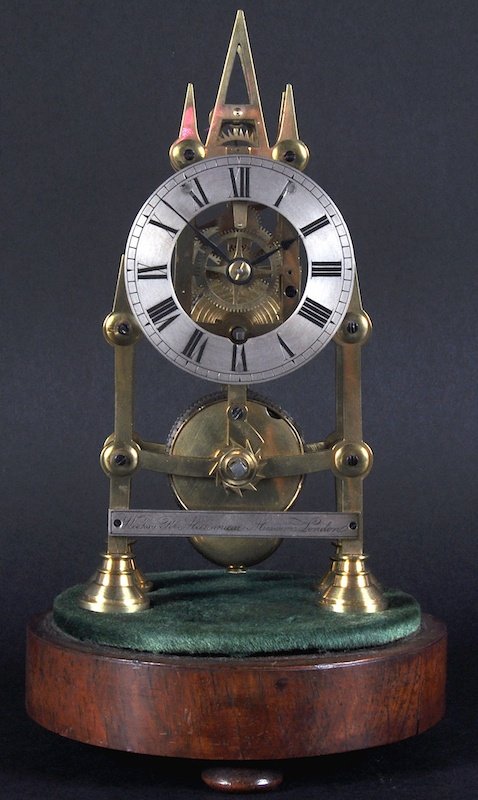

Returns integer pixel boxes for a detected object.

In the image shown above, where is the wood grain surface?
[26,612,446,761]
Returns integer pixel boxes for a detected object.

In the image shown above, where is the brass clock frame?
[79,10,386,615]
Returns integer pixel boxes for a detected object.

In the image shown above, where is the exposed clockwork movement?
[125,156,355,383]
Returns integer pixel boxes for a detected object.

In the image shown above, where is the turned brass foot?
[127,542,154,592]
[79,552,150,613]
[318,553,387,613]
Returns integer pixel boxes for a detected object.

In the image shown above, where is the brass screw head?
[100,441,140,476]
[229,405,248,421]
[332,441,373,478]
[271,139,310,171]
[169,138,206,170]
[103,312,141,346]
[228,259,252,284]
[335,311,372,345]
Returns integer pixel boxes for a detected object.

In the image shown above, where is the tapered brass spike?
[205,9,270,157]
[113,254,129,313]
[169,83,205,171]
[179,83,201,141]
[277,84,299,142]
[272,84,309,171]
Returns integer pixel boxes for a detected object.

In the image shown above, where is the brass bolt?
[332,441,373,478]
[169,138,205,170]
[271,139,310,172]
[335,311,372,346]
[229,405,247,421]
[100,441,140,476]
[103,312,141,346]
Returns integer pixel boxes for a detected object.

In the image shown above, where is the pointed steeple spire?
[272,84,309,171]
[169,83,205,170]
[205,9,269,156]
[168,11,309,170]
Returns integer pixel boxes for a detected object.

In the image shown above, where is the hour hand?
[161,197,230,262]
[250,237,297,267]
[191,226,230,263]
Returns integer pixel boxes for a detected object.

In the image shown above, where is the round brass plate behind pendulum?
[168,395,304,571]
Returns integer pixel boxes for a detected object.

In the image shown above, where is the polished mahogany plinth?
[26,613,446,789]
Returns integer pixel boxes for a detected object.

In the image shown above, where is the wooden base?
[26,612,446,769]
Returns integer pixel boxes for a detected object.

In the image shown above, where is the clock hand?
[160,197,230,263]
[204,263,228,274]
[233,232,244,259]
[250,237,296,267]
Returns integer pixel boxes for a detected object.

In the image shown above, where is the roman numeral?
[182,329,208,362]
[229,166,250,198]
[274,181,291,208]
[277,334,295,358]
[311,261,342,277]
[300,216,330,237]
[147,297,180,331]
[186,177,209,208]
[149,219,179,236]
[299,298,333,328]
[137,264,168,280]
[231,343,247,372]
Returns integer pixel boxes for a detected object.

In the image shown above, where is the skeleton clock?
[26,11,446,792]
[78,10,385,613]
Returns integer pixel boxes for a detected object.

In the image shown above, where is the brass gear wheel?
[218,123,256,146]
[190,214,283,332]
[167,392,305,571]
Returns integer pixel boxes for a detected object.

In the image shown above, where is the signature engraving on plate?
[109,511,358,539]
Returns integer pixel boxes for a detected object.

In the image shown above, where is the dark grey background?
[2,0,477,797]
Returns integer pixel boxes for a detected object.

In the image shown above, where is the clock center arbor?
[80,9,385,615]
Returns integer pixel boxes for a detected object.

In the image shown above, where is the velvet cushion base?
[53,570,421,657]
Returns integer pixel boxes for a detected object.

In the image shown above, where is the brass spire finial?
[169,10,309,170]
[205,9,270,157]
[272,84,309,171]
[169,83,206,171]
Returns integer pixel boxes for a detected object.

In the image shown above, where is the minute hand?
[250,238,297,267]
[160,197,229,263]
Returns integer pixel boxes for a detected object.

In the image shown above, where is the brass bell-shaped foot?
[127,543,154,593]
[318,554,387,613]
[132,566,154,593]
[79,552,150,613]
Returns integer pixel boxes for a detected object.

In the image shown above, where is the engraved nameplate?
[108,509,359,539]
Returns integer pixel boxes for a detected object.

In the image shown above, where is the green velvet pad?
[53,571,421,657]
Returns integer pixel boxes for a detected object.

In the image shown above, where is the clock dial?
[124,155,355,383]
